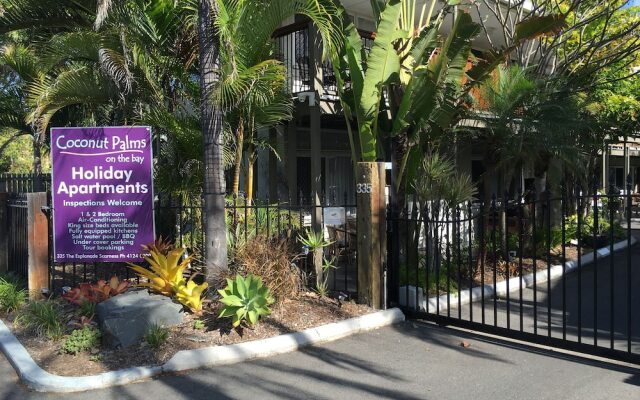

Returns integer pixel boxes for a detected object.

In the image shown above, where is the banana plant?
[329,0,567,194]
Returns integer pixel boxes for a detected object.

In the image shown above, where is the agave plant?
[298,229,334,289]
[218,274,274,328]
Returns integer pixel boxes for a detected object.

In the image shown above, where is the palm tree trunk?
[246,145,255,204]
[232,119,244,196]
[198,0,228,285]
[32,133,43,191]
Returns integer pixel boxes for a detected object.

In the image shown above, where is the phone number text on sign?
[51,127,155,262]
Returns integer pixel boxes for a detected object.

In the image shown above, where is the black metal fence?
[7,194,28,280]
[0,173,51,193]
[388,180,640,363]
[227,192,358,297]
[45,192,358,297]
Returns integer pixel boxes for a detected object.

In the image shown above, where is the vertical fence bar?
[546,186,551,338]
[446,207,451,317]
[626,175,632,354]
[609,181,615,350]
[414,200,419,311]
[593,180,599,347]
[504,191,510,330]
[577,185,583,344]
[405,198,410,309]
[456,205,462,318]
[480,201,485,325]
[561,181,567,341]
[491,194,497,327]
[518,188,524,332]
[425,203,430,314]
[532,187,538,336]
[467,202,473,323]
[435,202,440,316]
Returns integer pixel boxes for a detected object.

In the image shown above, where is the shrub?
[15,300,64,339]
[233,236,303,302]
[62,277,130,305]
[218,274,274,328]
[61,326,101,354]
[78,301,96,318]
[193,319,205,330]
[145,323,170,348]
[0,276,26,313]
[315,257,337,297]
[128,247,208,312]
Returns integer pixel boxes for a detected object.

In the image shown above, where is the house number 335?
[356,183,373,194]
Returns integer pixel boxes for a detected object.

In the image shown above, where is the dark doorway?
[296,156,326,203]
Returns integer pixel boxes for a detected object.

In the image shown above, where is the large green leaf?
[359,0,403,161]
[515,14,566,42]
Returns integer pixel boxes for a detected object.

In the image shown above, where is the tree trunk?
[198,0,228,286]
[232,119,244,196]
[32,134,43,191]
[313,249,323,289]
[246,144,255,204]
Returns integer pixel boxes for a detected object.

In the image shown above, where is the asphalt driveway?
[1,320,639,400]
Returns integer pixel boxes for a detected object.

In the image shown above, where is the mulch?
[2,293,371,377]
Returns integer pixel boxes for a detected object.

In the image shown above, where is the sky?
[625,0,640,7]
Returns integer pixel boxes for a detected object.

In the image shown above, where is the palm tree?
[197,0,228,282]
[0,43,47,177]
[197,0,339,282]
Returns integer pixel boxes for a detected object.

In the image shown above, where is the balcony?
[273,21,373,101]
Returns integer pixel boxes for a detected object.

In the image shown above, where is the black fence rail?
[389,180,640,364]
[0,173,51,193]
[7,194,28,281]
[47,193,206,293]
[46,192,358,298]
[227,192,358,297]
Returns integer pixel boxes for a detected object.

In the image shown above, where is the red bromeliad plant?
[62,276,130,305]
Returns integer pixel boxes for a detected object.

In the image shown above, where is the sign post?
[50,127,155,262]
[356,162,386,309]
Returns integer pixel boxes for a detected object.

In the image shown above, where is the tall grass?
[14,300,64,339]
[0,275,27,313]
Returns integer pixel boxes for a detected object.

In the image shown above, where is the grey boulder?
[96,289,184,349]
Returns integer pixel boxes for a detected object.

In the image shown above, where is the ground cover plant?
[61,326,101,355]
[0,275,26,313]
[144,323,170,348]
[14,300,64,339]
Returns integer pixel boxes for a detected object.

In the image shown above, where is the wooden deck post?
[27,193,49,298]
[356,162,386,309]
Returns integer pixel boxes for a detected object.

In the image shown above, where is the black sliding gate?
[388,182,640,364]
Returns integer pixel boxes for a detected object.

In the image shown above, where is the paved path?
[447,237,640,354]
[1,321,639,399]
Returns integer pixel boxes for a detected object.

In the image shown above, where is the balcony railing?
[273,21,374,98]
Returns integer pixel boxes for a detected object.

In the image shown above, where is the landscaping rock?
[96,289,184,349]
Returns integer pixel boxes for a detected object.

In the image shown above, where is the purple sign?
[51,127,154,262]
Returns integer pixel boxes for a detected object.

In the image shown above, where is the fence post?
[0,193,7,275]
[27,193,49,298]
[356,162,386,309]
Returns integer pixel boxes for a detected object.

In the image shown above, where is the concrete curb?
[400,237,637,313]
[0,308,404,393]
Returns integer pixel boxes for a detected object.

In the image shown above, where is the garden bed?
[1,292,371,377]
